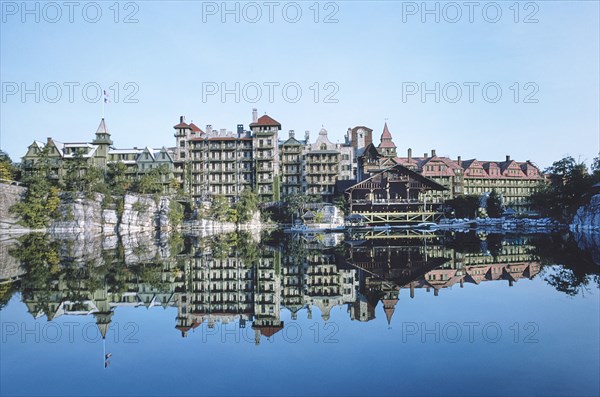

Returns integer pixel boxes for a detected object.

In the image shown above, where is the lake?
[1,230,598,397]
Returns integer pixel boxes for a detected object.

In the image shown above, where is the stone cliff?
[0,184,28,232]
[0,183,174,235]
[571,194,600,231]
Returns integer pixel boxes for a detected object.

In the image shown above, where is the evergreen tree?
[487,190,503,218]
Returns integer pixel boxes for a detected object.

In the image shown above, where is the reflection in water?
[1,230,597,344]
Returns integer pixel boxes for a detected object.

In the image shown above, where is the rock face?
[0,182,175,236]
[571,194,600,231]
[570,194,600,264]
[182,210,266,235]
[49,192,105,234]
[0,184,28,232]
[118,194,171,234]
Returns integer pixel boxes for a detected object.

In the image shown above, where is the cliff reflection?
[1,230,598,343]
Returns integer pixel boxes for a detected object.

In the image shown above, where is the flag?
[103,90,111,104]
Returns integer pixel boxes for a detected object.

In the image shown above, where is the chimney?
[457,156,462,165]
[289,130,295,139]
[47,137,53,145]
[219,128,226,136]
[252,108,258,123]
[237,124,244,136]
[431,149,436,157]
[206,125,212,134]
[408,148,412,162]
[180,116,185,124]
[424,152,428,158]
[506,155,511,162]
[305,130,310,143]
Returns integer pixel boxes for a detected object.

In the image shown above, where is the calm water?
[1,230,599,397]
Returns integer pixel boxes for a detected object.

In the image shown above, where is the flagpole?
[103,337,106,369]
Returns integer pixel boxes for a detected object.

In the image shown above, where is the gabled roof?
[250,114,281,128]
[173,122,189,129]
[282,137,303,146]
[461,159,481,170]
[346,163,446,192]
[358,143,383,159]
[136,147,174,162]
[188,122,203,133]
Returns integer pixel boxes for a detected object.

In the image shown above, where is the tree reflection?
[532,233,600,296]
[2,229,598,337]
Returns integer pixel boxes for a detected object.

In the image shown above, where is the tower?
[378,123,397,158]
[92,118,113,169]
[250,112,281,202]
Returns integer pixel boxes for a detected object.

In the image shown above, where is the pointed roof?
[382,299,398,325]
[381,123,392,139]
[96,118,110,134]
[378,123,396,148]
[250,114,281,128]
[188,122,203,133]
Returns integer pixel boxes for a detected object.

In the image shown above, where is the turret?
[92,118,113,168]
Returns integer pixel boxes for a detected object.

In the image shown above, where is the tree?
[333,195,349,215]
[531,156,594,220]
[545,156,578,176]
[315,211,324,223]
[591,156,600,180]
[10,174,60,228]
[28,144,57,185]
[168,200,184,227]
[133,168,163,194]
[487,190,503,218]
[0,151,16,181]
[107,162,129,195]
[169,178,180,194]
[210,195,230,222]
[284,192,318,222]
[235,189,258,223]
[63,152,106,194]
[446,195,480,219]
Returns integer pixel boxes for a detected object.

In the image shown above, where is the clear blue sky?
[1,1,598,169]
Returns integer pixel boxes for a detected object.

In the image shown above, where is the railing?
[352,199,444,205]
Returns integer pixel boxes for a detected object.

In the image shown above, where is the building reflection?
[2,231,549,342]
